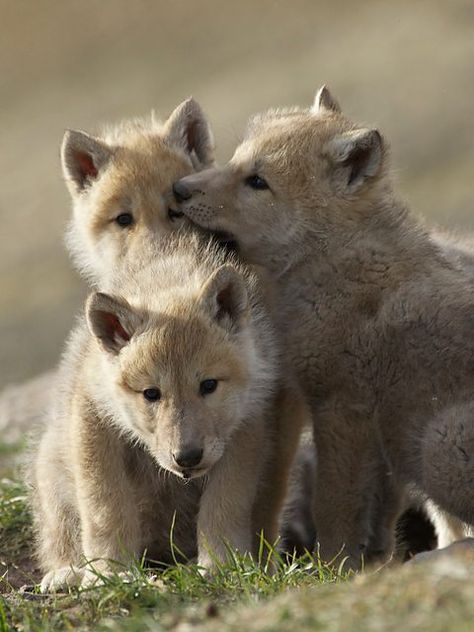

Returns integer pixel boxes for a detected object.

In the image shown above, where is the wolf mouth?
[179,467,208,480]
[168,207,184,221]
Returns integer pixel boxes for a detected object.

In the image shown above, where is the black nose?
[173,447,203,469]
[173,181,193,203]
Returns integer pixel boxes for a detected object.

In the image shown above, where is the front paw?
[197,543,244,576]
[80,560,114,588]
[80,561,133,588]
[40,566,84,593]
[197,552,215,578]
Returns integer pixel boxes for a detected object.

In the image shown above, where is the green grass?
[1,554,346,632]
[1,446,474,632]
[0,479,31,562]
[0,454,346,631]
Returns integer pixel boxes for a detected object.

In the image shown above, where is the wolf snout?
[172,446,203,469]
[172,181,193,203]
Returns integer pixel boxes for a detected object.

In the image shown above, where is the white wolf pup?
[174,86,474,568]
[33,234,283,591]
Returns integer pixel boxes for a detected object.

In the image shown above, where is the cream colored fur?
[33,234,280,590]
[62,98,215,285]
[31,102,304,590]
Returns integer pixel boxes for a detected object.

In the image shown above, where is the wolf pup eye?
[200,379,218,396]
[245,175,269,190]
[115,213,134,227]
[143,388,161,402]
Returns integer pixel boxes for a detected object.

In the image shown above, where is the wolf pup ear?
[86,292,141,354]
[165,97,215,168]
[327,128,383,191]
[61,130,112,195]
[311,85,341,114]
[200,264,249,332]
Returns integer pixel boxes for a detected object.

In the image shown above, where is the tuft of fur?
[176,86,474,569]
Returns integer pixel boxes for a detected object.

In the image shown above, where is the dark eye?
[143,388,161,402]
[115,213,134,227]
[245,175,269,190]
[200,379,218,396]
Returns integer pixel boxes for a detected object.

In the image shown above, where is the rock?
[0,370,56,444]
[409,537,474,565]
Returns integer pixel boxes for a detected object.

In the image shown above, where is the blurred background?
[1,0,473,388]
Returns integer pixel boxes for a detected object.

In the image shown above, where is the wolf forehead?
[243,105,355,152]
[103,136,193,184]
[119,314,248,382]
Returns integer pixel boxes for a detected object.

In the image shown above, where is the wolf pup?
[174,86,474,569]
[33,233,284,591]
[61,97,215,285]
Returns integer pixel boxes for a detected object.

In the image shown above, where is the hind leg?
[421,402,474,527]
[425,500,472,548]
[279,432,316,557]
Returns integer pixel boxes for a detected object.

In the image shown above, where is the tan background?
[1,0,473,387]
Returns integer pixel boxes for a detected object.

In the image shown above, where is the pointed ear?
[199,265,249,332]
[86,292,142,354]
[311,85,341,114]
[61,130,113,196]
[165,98,215,168]
[326,129,383,191]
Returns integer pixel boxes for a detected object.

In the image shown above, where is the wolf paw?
[197,553,216,578]
[80,568,107,588]
[80,562,132,588]
[40,566,84,593]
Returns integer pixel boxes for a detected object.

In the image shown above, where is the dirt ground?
[1,0,473,387]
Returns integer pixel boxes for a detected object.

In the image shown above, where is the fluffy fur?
[31,103,305,590]
[3,100,214,439]
[32,234,282,590]
[62,97,215,285]
[175,86,474,568]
